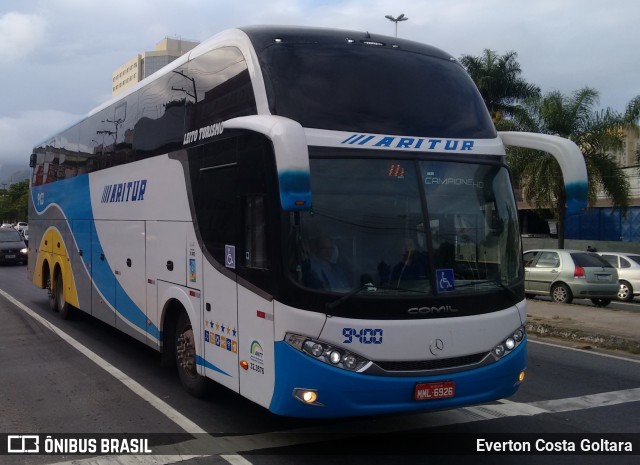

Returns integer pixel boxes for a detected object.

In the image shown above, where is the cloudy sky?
[1,0,639,176]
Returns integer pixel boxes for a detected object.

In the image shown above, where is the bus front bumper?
[268,339,526,418]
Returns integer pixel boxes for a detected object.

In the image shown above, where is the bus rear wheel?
[175,311,208,397]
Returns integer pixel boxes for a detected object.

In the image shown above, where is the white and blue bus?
[28,26,588,418]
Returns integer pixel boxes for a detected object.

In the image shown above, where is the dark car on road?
[0,228,28,265]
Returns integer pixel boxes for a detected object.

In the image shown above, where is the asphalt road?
[1,264,639,465]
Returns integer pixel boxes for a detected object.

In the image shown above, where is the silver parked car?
[598,252,640,301]
[523,249,619,307]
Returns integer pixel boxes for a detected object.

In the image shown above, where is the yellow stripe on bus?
[34,227,80,309]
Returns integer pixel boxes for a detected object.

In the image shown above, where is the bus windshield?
[287,157,523,297]
[258,42,496,138]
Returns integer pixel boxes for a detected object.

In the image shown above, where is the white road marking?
[529,338,640,363]
[529,387,640,413]
[0,288,244,465]
[3,288,639,465]
[220,455,255,465]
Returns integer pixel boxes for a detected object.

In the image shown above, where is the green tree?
[0,179,29,222]
[506,88,640,248]
[459,49,540,123]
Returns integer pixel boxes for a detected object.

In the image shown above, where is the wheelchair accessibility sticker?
[436,269,454,293]
[225,244,236,269]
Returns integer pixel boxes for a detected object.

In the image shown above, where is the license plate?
[596,274,609,281]
[5,255,15,259]
[415,381,455,401]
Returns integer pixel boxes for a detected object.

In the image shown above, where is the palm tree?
[459,49,540,123]
[506,88,640,248]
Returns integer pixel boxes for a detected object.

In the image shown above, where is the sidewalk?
[525,298,640,354]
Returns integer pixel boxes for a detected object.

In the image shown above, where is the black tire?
[175,311,208,397]
[47,272,58,312]
[551,283,573,304]
[54,268,74,320]
[591,298,612,307]
[618,280,634,302]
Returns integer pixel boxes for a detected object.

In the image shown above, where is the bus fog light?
[329,351,342,364]
[505,338,516,350]
[302,391,317,403]
[292,388,322,406]
[519,371,526,382]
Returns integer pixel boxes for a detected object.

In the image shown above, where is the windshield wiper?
[454,279,519,300]
[325,282,377,311]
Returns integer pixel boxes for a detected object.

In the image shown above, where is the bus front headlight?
[285,333,370,372]
[491,326,526,359]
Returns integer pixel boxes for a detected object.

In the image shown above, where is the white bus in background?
[28,26,588,418]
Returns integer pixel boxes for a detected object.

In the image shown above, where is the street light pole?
[385,13,408,37]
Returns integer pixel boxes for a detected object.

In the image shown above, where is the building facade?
[112,37,199,96]
[518,128,640,243]
[566,128,640,243]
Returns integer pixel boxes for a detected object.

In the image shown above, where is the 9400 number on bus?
[342,328,383,344]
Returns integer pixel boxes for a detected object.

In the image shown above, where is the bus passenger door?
[234,134,277,409]
[192,142,240,393]
[237,195,275,410]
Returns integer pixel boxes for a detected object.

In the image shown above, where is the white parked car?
[598,252,640,301]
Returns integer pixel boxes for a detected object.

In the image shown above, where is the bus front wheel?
[175,311,208,397]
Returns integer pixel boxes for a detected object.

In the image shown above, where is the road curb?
[526,320,640,354]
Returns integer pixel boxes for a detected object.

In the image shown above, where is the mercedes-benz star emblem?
[429,338,445,356]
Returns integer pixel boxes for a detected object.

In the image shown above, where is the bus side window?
[244,195,268,269]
